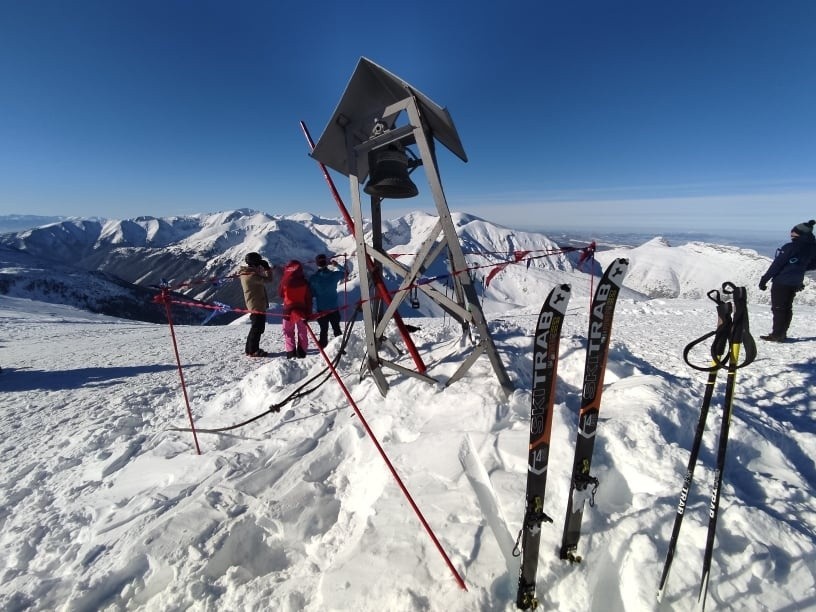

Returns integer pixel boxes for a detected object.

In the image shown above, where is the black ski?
[515,283,571,610]
[559,258,629,562]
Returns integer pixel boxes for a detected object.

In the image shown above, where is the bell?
[364,146,419,199]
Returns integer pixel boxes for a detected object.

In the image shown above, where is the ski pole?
[697,283,754,610]
[657,289,731,601]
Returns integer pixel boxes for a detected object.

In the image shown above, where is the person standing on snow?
[758,219,816,342]
[279,260,312,358]
[239,252,274,357]
[308,253,348,348]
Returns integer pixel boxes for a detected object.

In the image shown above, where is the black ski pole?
[697,283,755,610]
[656,290,732,602]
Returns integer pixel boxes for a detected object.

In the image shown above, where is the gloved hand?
[758,280,767,291]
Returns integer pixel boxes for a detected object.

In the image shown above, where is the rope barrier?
[167,308,361,435]
[158,241,601,446]
[151,241,600,345]
[150,243,588,293]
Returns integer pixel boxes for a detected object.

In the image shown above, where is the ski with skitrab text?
[514,284,572,610]
[559,258,629,563]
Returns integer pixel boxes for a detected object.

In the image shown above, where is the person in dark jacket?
[278,260,312,358]
[759,219,816,342]
[239,252,274,357]
[308,253,348,348]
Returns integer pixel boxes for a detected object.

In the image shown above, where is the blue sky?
[1,1,814,236]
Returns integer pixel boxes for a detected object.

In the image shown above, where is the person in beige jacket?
[239,252,274,357]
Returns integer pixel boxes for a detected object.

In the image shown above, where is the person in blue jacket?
[308,253,348,348]
[758,219,816,342]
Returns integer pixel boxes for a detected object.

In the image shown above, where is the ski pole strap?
[683,289,733,371]
[683,330,720,371]
[722,282,757,368]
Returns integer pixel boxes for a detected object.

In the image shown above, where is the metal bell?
[364,146,419,199]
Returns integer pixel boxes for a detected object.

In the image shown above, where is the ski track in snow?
[0,294,815,611]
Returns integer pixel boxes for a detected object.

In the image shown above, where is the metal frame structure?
[311,58,512,396]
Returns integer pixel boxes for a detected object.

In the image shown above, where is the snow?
[1,254,815,611]
[594,236,816,306]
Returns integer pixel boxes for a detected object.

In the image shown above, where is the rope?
[167,309,360,435]
[158,240,599,439]
[151,243,592,294]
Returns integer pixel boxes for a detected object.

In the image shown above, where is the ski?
[515,283,571,610]
[559,258,629,562]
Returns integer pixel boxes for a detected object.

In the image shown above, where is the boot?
[760,334,786,342]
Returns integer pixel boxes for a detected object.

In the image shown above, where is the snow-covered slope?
[0,286,813,611]
[595,236,816,306]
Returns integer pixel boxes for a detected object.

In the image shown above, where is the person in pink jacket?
[278,260,313,358]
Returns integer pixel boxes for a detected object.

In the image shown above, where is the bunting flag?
[485,250,531,287]
[577,241,597,270]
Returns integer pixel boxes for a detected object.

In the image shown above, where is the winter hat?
[315,253,328,267]
[245,252,263,266]
[791,220,815,235]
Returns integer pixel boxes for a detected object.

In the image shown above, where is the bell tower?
[311,57,512,396]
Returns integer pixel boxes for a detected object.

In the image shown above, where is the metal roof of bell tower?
[310,57,467,177]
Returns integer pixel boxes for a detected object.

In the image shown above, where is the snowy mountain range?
[1,209,807,324]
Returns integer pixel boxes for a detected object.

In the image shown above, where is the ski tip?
[607,258,630,286]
